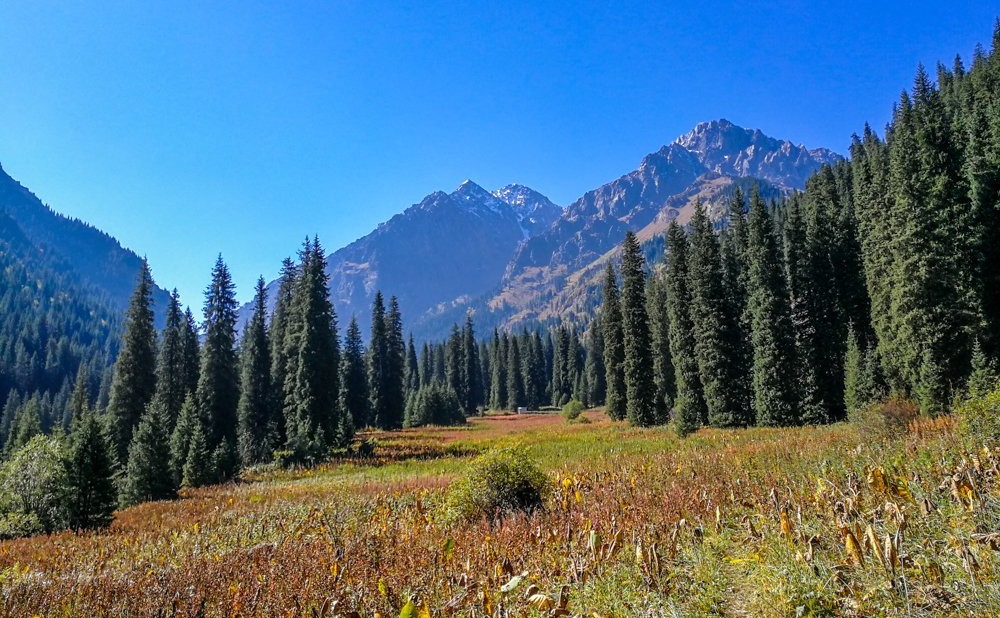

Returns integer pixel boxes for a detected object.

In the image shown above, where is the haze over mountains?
[0,119,840,342]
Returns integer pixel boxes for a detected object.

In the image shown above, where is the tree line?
[599,29,1000,430]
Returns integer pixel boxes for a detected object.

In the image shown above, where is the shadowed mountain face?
[0,164,172,324]
[242,119,840,341]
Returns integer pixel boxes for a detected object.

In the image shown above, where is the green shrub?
[0,435,72,537]
[444,445,550,522]
[956,387,1000,446]
[562,399,585,423]
[850,397,919,442]
[404,383,465,428]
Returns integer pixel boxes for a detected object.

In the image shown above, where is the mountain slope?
[299,180,562,335]
[0,164,171,320]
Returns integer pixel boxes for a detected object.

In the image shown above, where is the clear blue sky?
[0,1,996,307]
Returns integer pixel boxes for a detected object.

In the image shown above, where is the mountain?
[0,164,172,321]
[245,118,839,341]
[416,119,840,339]
[256,180,563,335]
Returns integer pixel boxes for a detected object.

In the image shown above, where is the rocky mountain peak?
[493,184,563,239]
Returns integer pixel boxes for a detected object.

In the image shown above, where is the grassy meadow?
[1,410,998,617]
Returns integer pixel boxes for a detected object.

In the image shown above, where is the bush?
[0,435,72,537]
[444,445,550,522]
[850,397,919,442]
[956,387,1000,446]
[562,399,585,423]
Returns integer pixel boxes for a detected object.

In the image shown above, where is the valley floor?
[0,411,997,617]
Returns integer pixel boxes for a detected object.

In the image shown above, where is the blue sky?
[0,1,996,307]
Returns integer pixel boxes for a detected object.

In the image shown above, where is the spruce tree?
[489,329,508,410]
[784,196,827,425]
[285,239,341,454]
[237,277,273,465]
[119,401,176,506]
[601,263,627,421]
[584,321,606,407]
[181,418,214,488]
[665,222,706,435]
[646,276,673,424]
[383,297,406,427]
[746,189,799,426]
[153,290,191,430]
[196,255,240,472]
[620,232,657,427]
[405,336,420,395]
[506,337,524,410]
[462,315,482,414]
[340,316,370,430]
[368,292,395,428]
[66,364,92,432]
[268,258,298,445]
[67,411,116,530]
[169,394,199,487]
[106,260,158,465]
[687,200,747,427]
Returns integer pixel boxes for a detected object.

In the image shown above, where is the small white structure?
[517,407,527,415]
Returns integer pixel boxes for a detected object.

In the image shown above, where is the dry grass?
[1,410,997,617]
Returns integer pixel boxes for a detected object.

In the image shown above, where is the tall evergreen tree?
[119,401,176,507]
[168,394,199,487]
[783,196,828,425]
[489,330,508,410]
[746,189,799,426]
[66,411,116,530]
[505,337,524,410]
[106,260,158,465]
[461,315,482,414]
[664,222,706,435]
[601,263,627,421]
[153,290,191,430]
[196,255,240,475]
[237,278,273,465]
[620,232,657,427]
[284,239,341,454]
[584,322,606,407]
[268,258,298,445]
[368,292,396,428]
[687,200,748,427]
[383,297,406,427]
[340,316,370,430]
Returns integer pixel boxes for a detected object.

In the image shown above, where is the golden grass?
[1,410,997,617]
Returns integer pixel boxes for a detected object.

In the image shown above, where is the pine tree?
[153,290,191,430]
[784,196,827,425]
[490,330,508,410]
[284,239,341,454]
[66,411,116,530]
[237,277,273,465]
[506,337,524,410]
[601,263,627,421]
[66,364,92,432]
[268,258,298,445]
[196,255,240,473]
[665,221,706,435]
[687,200,747,427]
[584,322,606,407]
[620,232,657,427]
[646,276,673,424]
[340,316,370,430]
[967,341,998,398]
[405,336,420,395]
[383,297,406,428]
[107,260,158,465]
[181,418,214,488]
[119,402,176,507]
[169,394,199,487]
[843,327,864,417]
[462,315,482,414]
[368,292,395,429]
[746,189,799,426]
